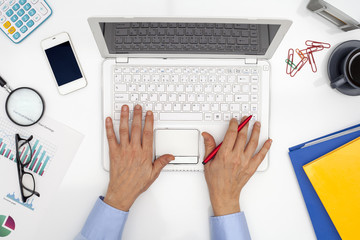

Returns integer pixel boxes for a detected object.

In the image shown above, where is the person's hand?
[104,105,174,211]
[202,117,272,216]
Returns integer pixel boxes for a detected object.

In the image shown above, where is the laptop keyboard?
[103,22,277,55]
[113,65,261,122]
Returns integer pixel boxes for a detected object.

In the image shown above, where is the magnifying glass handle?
[0,76,6,87]
[0,76,12,93]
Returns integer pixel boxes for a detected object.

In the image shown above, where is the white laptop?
[88,17,291,171]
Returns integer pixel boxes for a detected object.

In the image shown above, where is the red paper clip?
[290,57,308,77]
[306,48,317,73]
[300,45,324,54]
[296,48,306,59]
[286,48,295,74]
[305,40,331,49]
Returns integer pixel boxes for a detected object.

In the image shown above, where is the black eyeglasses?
[15,134,40,203]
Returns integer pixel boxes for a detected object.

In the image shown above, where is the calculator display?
[45,41,83,86]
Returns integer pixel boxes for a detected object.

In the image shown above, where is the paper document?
[0,93,83,239]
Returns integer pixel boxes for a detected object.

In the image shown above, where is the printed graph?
[6,193,35,211]
[0,215,15,237]
[0,117,57,176]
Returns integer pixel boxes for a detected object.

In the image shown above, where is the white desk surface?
[1,0,360,239]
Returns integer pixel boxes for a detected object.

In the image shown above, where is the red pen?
[202,115,253,165]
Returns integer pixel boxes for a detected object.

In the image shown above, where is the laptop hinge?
[116,57,129,63]
[245,58,258,64]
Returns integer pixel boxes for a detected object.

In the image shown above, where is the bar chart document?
[0,93,84,239]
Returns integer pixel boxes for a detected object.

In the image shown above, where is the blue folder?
[288,123,360,240]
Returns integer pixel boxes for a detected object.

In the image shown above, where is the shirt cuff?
[80,196,129,240]
[210,212,251,240]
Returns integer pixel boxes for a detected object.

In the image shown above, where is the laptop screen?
[99,22,280,56]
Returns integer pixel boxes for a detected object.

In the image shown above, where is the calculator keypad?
[0,0,52,43]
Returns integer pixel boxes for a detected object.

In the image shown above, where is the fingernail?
[135,105,141,110]
[106,117,111,124]
[255,121,261,127]
[122,105,128,112]
[269,139,273,144]
[201,132,208,139]
[147,111,153,116]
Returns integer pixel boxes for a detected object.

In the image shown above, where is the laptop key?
[250,24,257,30]
[223,29,232,36]
[117,23,130,28]
[237,38,249,45]
[234,24,249,29]
[160,113,203,121]
[250,30,258,37]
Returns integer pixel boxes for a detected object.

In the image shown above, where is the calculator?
[0,0,52,44]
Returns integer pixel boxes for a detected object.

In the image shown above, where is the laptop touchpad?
[155,129,199,164]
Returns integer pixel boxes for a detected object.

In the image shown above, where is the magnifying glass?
[0,76,45,127]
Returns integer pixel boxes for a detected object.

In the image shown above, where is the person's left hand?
[104,105,174,211]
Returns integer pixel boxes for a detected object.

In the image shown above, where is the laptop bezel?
[88,17,292,60]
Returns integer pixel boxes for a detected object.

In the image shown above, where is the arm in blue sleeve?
[75,196,129,240]
[210,212,251,240]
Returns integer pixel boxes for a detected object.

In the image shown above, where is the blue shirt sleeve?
[75,197,249,240]
[75,196,128,240]
[210,212,251,240]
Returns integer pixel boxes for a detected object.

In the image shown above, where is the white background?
[1,0,360,239]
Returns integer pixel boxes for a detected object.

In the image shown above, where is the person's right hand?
[104,105,174,212]
[202,118,272,216]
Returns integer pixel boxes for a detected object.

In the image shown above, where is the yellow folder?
[303,137,360,240]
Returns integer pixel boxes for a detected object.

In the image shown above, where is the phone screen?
[45,41,83,86]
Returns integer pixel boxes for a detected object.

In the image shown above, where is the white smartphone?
[41,32,87,95]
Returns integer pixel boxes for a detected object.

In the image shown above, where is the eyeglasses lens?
[18,140,32,166]
[22,172,35,198]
